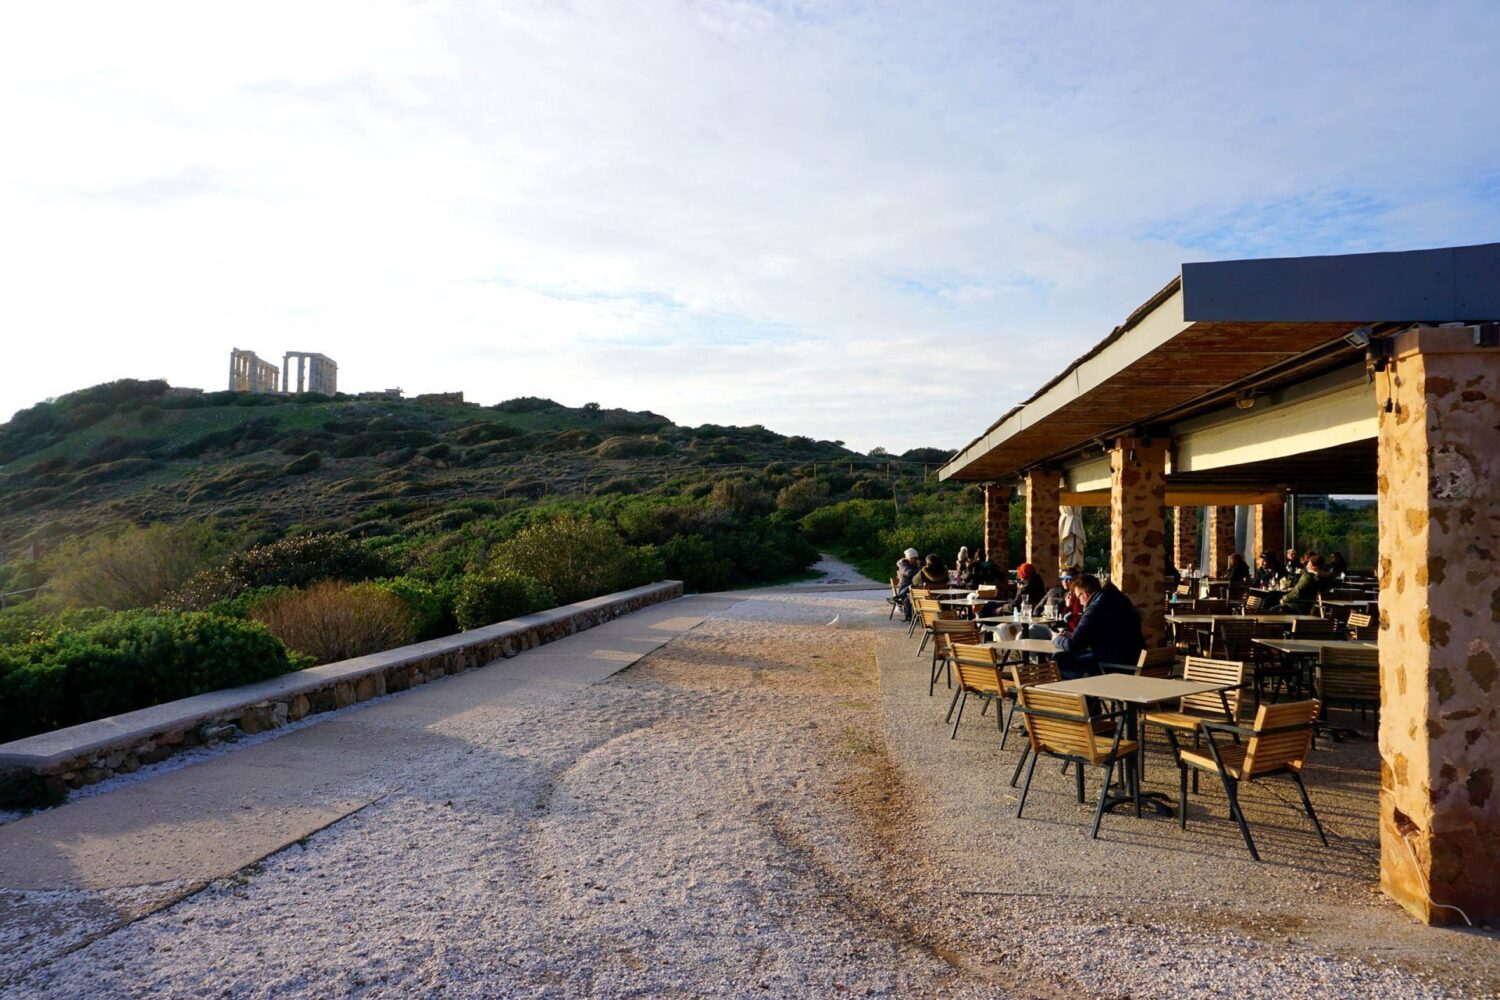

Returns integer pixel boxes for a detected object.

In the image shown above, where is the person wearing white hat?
[892,547,922,621]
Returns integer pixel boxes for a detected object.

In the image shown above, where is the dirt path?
[5,590,1495,998]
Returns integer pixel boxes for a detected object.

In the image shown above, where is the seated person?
[1253,551,1282,587]
[1051,574,1144,679]
[970,550,1002,586]
[1326,552,1348,579]
[893,547,922,621]
[1043,567,1084,629]
[955,546,974,585]
[914,553,948,591]
[1012,562,1047,611]
[1225,552,1251,584]
[1273,555,1328,613]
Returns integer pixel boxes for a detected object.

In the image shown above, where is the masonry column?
[1024,468,1061,575]
[1207,505,1236,577]
[1172,506,1199,574]
[1252,499,1285,561]
[1377,326,1500,925]
[1110,437,1168,648]
[982,483,1011,579]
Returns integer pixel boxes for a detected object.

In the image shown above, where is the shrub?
[282,451,321,475]
[165,533,394,610]
[660,535,733,592]
[775,478,831,518]
[250,581,415,665]
[454,569,555,630]
[372,576,457,641]
[488,512,659,605]
[492,396,561,414]
[48,521,235,610]
[593,436,671,459]
[0,611,303,742]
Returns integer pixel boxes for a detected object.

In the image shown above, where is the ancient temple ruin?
[228,349,280,393]
[282,352,338,395]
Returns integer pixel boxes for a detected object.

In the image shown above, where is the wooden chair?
[929,619,980,696]
[887,577,901,620]
[1176,699,1328,861]
[1194,598,1232,615]
[947,643,1009,741]
[1315,646,1380,731]
[906,590,934,638]
[1005,660,1063,786]
[1014,686,1138,838]
[1291,618,1339,640]
[1242,593,1266,613]
[975,585,1000,600]
[1199,619,1255,661]
[1143,656,1245,789]
[1175,583,1193,597]
[912,596,951,650]
[1250,620,1298,702]
[1135,647,1177,679]
[1344,611,1373,640]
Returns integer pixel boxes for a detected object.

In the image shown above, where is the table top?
[980,638,1059,655]
[1035,674,1231,705]
[1253,638,1376,655]
[1166,613,1321,625]
[1319,598,1377,607]
[927,588,981,597]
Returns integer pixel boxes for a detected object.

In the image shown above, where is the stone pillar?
[982,483,1011,579]
[1172,506,1199,574]
[1024,468,1061,575]
[1109,437,1168,648]
[1252,501,1285,560]
[1208,505,1236,577]
[1377,326,1500,925]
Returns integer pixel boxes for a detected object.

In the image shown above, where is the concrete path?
[0,594,739,893]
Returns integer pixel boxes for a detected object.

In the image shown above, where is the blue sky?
[2,1,1498,451]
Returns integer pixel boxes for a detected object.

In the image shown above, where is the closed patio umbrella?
[1059,506,1086,570]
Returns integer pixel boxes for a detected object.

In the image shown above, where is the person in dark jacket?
[893,547,922,620]
[1273,555,1328,613]
[1254,551,1281,587]
[1051,575,1144,679]
[914,553,948,590]
[970,550,1002,586]
[1226,552,1251,584]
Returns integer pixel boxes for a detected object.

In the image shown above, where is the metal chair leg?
[1010,743,1030,787]
[999,698,1016,750]
[950,691,968,739]
[1074,763,1085,804]
[1220,774,1260,861]
[1179,764,1189,829]
[1292,771,1328,846]
[1090,760,1114,839]
[1016,754,1039,817]
[944,684,961,721]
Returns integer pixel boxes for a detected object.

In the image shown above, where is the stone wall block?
[1025,468,1062,573]
[1110,438,1168,648]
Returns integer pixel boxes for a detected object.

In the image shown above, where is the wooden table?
[1319,598,1377,609]
[1033,674,1236,817]
[980,638,1059,657]
[1253,638,1375,657]
[1166,613,1321,625]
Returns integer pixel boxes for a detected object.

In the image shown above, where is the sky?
[2,1,1499,453]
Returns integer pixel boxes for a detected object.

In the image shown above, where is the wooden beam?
[1061,488,1285,508]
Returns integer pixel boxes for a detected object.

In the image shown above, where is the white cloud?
[2,0,1498,451]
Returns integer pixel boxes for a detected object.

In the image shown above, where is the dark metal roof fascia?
[1181,242,1500,323]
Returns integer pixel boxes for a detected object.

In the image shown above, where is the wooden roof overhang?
[940,243,1500,490]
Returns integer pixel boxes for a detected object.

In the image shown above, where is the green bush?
[660,535,733,592]
[454,569,556,629]
[488,512,660,605]
[372,575,457,640]
[47,521,235,611]
[0,611,304,742]
[164,533,394,610]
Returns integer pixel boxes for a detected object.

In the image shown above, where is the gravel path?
[5,590,1496,998]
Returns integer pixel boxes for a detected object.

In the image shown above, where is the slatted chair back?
[1243,593,1266,612]
[951,642,1005,696]
[1015,687,1098,759]
[975,585,1000,599]
[1175,583,1193,597]
[1009,658,1062,689]
[1136,647,1177,679]
[1214,619,1257,660]
[931,619,980,658]
[914,598,949,628]
[1195,598,1232,615]
[1345,611,1373,639]
[1180,656,1245,719]
[1242,700,1320,775]
[1317,646,1380,706]
[1291,617,1339,639]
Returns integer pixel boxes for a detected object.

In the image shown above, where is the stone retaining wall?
[0,581,682,802]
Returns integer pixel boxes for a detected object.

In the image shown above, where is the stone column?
[1252,500,1285,560]
[982,483,1011,579]
[1377,326,1500,925]
[1173,506,1200,574]
[1024,468,1061,575]
[1110,437,1168,648]
[1208,505,1236,577]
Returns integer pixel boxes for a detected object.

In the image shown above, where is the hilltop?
[0,379,963,564]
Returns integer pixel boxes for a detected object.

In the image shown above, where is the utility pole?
[889,462,899,521]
